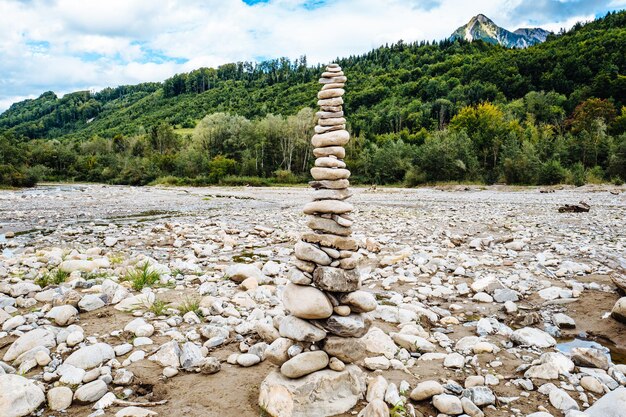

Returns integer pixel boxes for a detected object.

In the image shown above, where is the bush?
[404,166,427,187]
[586,166,605,184]
[537,160,567,185]
[570,162,586,186]
[273,170,299,184]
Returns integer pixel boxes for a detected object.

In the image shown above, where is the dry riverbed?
[0,183,625,417]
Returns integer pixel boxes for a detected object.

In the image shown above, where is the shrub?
[537,160,567,185]
[404,166,427,187]
[35,269,69,287]
[570,162,586,186]
[586,166,605,184]
[273,170,299,184]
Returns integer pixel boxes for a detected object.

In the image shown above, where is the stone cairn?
[278,63,378,380]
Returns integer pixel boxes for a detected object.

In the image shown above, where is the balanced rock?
[313,267,360,292]
[282,283,333,320]
[319,313,370,338]
[281,351,329,378]
[294,241,332,265]
[307,216,352,236]
[279,315,326,342]
[313,146,346,159]
[310,167,351,181]
[311,130,350,148]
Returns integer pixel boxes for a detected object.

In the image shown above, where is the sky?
[0,0,624,112]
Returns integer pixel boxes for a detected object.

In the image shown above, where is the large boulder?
[0,374,45,417]
[259,365,365,417]
[611,297,626,323]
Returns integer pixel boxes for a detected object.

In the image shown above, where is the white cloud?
[0,0,620,112]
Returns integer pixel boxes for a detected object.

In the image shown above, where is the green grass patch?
[178,296,202,317]
[35,269,69,287]
[123,262,161,291]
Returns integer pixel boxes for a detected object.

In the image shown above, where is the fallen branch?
[112,399,168,407]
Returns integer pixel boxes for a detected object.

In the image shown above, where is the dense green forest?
[1,11,625,187]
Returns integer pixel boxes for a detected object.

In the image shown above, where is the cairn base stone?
[259,365,366,417]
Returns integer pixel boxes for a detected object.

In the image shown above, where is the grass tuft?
[123,262,161,291]
[35,269,69,287]
[178,296,202,317]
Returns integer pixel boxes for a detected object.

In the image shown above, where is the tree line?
[1,11,625,187]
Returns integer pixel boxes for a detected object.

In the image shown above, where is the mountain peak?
[450,14,551,48]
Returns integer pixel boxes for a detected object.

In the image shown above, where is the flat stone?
[280,351,329,378]
[310,167,351,181]
[316,110,344,119]
[309,179,350,190]
[553,313,576,328]
[313,266,360,292]
[319,76,347,84]
[301,232,357,250]
[462,386,495,406]
[259,365,365,417]
[315,157,346,168]
[317,89,345,99]
[237,353,261,367]
[0,374,45,417]
[294,241,332,265]
[315,124,345,134]
[307,216,352,236]
[311,130,349,148]
[64,343,115,369]
[510,327,556,348]
[282,283,333,320]
[318,313,370,338]
[279,315,326,342]
[318,117,346,126]
[313,147,346,159]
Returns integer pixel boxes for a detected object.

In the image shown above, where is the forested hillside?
[1,11,625,187]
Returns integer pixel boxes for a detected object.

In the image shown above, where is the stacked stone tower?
[278,64,378,379]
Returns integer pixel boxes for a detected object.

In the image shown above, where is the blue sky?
[0,0,624,111]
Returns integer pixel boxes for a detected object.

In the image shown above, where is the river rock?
[3,328,56,362]
[570,347,609,370]
[225,264,265,283]
[310,167,351,181]
[313,267,360,292]
[47,386,73,411]
[115,407,158,417]
[0,374,45,417]
[280,351,329,378]
[340,291,377,313]
[510,327,556,348]
[309,179,350,190]
[294,241,332,265]
[259,364,365,417]
[313,146,346,159]
[279,315,326,342]
[319,313,370,338]
[322,336,367,363]
[549,387,579,412]
[307,216,352,236]
[317,89,345,100]
[311,130,349,148]
[303,200,353,215]
[432,394,463,415]
[282,283,333,320]
[74,379,108,403]
[358,398,389,417]
[315,157,346,168]
[45,305,78,326]
[65,343,115,369]
[410,380,444,401]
